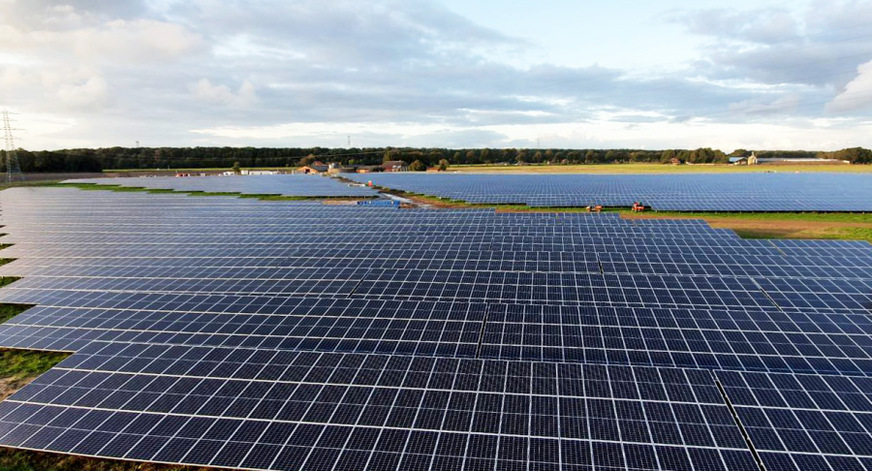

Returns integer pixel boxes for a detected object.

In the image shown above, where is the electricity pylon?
[2,110,23,183]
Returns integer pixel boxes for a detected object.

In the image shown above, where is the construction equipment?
[631,202,646,212]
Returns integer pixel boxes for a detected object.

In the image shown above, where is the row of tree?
[0,146,869,173]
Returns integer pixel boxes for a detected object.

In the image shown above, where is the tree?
[231,161,241,175]
[825,147,872,164]
[688,148,726,164]
[409,160,426,171]
[438,159,449,171]
[584,150,598,163]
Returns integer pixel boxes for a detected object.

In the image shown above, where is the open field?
[623,211,872,242]
[450,162,872,174]
[0,180,65,192]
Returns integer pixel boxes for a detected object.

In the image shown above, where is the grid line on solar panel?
[347,173,872,211]
[64,175,380,198]
[0,299,871,376]
[0,341,761,471]
[1,186,872,470]
[717,369,872,470]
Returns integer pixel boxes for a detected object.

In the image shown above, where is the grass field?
[451,163,872,174]
[0,180,64,192]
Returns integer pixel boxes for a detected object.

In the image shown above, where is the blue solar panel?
[67,174,378,198]
[0,185,869,470]
[348,172,872,211]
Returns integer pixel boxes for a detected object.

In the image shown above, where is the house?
[730,153,757,165]
[297,164,329,174]
[382,160,408,172]
[747,153,758,165]
[327,163,356,174]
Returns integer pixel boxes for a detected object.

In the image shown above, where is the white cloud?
[728,94,801,115]
[72,19,204,62]
[0,18,203,64]
[827,59,872,112]
[2,0,872,150]
[191,79,258,107]
[0,65,109,110]
[56,75,108,109]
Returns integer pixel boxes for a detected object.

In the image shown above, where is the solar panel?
[0,341,760,470]
[66,174,378,198]
[0,185,869,469]
[347,173,872,211]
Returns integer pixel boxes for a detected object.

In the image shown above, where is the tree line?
[0,146,869,173]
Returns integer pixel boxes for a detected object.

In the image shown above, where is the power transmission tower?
[2,111,23,183]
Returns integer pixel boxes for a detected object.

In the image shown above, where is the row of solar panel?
[66,175,379,198]
[1,187,872,470]
[5,340,872,470]
[346,173,872,211]
[1,298,871,374]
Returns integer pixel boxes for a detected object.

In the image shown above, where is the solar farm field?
[451,163,872,174]
[0,174,870,471]
[348,173,872,211]
[66,174,378,199]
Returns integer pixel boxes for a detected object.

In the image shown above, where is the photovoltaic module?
[0,182,870,470]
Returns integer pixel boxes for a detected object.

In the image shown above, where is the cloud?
[728,94,802,116]
[0,65,109,111]
[56,75,109,109]
[1,19,203,64]
[3,0,149,25]
[2,0,872,150]
[677,2,872,90]
[71,19,205,62]
[682,8,800,45]
[191,79,258,107]
[827,60,872,112]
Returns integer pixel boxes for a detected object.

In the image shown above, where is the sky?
[1,0,872,151]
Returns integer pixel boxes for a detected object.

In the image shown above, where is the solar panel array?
[0,186,870,470]
[66,174,378,198]
[346,173,872,211]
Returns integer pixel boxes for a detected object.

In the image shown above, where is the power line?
[2,110,23,183]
